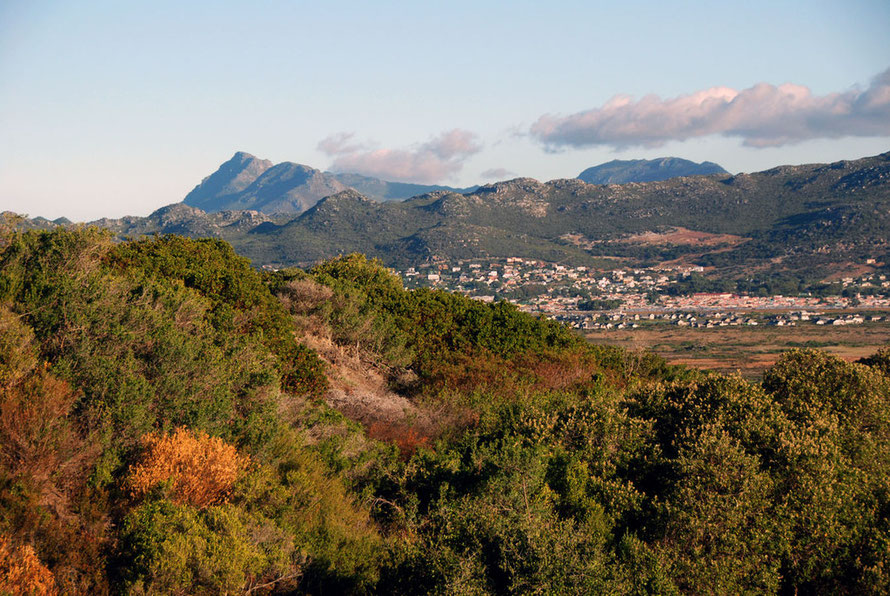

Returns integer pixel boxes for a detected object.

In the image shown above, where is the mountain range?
[183,151,477,214]
[34,150,884,282]
[183,152,725,215]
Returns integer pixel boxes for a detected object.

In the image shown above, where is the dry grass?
[277,278,334,315]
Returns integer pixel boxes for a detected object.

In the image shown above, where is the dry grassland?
[585,321,890,378]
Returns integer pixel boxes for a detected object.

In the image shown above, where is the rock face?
[232,162,348,214]
[578,157,728,185]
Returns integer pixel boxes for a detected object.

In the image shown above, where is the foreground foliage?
[0,229,887,594]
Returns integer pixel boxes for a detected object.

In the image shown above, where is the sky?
[1,0,889,221]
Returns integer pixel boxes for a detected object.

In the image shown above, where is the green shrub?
[119,500,298,595]
[762,350,890,593]
[109,235,328,398]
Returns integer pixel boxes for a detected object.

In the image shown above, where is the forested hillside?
[1,228,888,594]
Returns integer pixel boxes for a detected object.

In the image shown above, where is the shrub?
[763,348,890,431]
[119,500,299,595]
[127,428,247,508]
[366,421,430,458]
[656,425,781,594]
[0,368,82,482]
[858,346,890,377]
[234,429,385,592]
[0,535,56,596]
[0,304,38,388]
[109,235,329,398]
[0,229,304,456]
[0,305,89,490]
[761,349,890,592]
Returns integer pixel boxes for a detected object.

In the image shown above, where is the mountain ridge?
[183,153,729,216]
[11,151,890,280]
[183,151,479,214]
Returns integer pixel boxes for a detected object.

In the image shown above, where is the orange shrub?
[127,428,247,508]
[0,535,57,596]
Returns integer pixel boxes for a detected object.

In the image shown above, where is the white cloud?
[316,132,367,155]
[480,167,515,180]
[318,129,482,183]
[531,68,890,150]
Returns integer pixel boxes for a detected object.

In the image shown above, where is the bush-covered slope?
[0,229,888,594]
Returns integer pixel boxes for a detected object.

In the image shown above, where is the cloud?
[480,167,515,180]
[316,132,367,155]
[530,68,890,150]
[318,129,482,183]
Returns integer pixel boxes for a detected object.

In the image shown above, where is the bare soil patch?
[616,227,748,247]
[822,262,879,281]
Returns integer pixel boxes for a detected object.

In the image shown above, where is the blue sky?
[2,0,889,220]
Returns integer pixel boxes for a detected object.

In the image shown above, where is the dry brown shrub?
[423,350,520,396]
[277,278,334,315]
[0,535,57,596]
[366,421,430,458]
[520,349,596,392]
[424,348,600,401]
[127,428,247,508]
[0,364,88,491]
[0,480,110,595]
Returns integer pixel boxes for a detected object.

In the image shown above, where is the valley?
[585,316,890,377]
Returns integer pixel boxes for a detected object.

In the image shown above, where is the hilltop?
[578,157,728,184]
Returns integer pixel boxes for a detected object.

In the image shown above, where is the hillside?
[578,157,728,184]
[1,228,888,594]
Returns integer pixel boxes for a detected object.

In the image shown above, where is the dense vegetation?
[0,228,888,594]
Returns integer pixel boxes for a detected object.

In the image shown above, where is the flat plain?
[585,319,890,378]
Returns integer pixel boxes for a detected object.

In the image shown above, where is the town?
[396,257,890,330]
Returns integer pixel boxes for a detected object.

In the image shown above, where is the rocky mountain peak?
[183,151,273,211]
